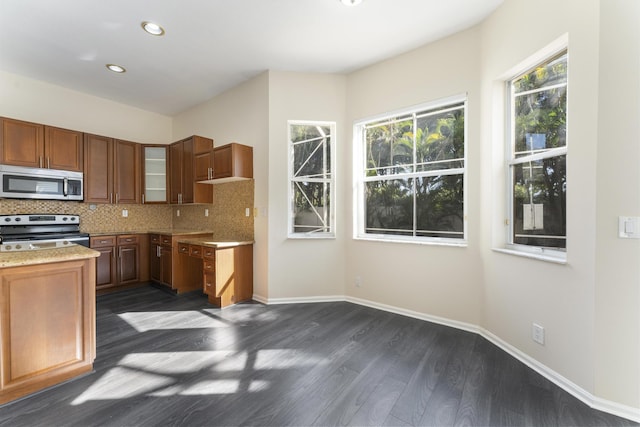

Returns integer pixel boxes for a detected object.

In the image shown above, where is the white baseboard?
[257,294,640,423]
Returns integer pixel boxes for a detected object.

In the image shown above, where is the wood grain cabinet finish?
[0,258,96,405]
[91,234,147,293]
[213,143,253,181]
[170,136,213,204]
[91,236,117,289]
[149,233,210,292]
[44,126,84,172]
[84,134,140,204]
[189,243,253,308]
[117,235,140,285]
[0,117,83,171]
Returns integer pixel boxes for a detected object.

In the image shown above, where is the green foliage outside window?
[510,52,567,249]
[363,103,465,239]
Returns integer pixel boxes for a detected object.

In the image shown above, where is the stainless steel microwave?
[0,164,83,201]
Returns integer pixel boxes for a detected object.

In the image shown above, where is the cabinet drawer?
[90,236,116,248]
[203,246,215,258]
[178,243,190,255]
[161,235,172,246]
[203,259,215,273]
[203,272,215,296]
[150,234,160,244]
[117,235,139,245]
[189,245,202,258]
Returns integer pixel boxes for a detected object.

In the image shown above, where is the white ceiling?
[0,0,503,116]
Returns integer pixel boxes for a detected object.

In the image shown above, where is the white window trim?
[502,40,568,262]
[287,120,336,239]
[353,94,468,246]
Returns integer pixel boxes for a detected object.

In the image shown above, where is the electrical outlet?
[355,276,362,288]
[205,208,209,217]
[245,208,250,217]
[121,209,128,218]
[176,209,180,217]
[532,323,545,345]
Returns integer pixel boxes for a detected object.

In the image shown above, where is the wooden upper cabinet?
[84,135,140,204]
[0,118,44,168]
[170,136,212,204]
[84,134,114,203]
[114,139,140,204]
[44,126,83,172]
[195,151,213,181]
[0,118,83,172]
[213,143,253,181]
[182,138,194,203]
[169,141,183,204]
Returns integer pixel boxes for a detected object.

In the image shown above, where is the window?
[507,51,567,255]
[355,97,466,244]
[288,121,335,238]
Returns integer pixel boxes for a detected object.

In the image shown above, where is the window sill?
[354,236,467,248]
[288,234,336,240]
[492,247,567,265]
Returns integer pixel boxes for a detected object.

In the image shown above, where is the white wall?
[267,71,347,299]
[480,0,601,397]
[0,70,172,143]
[345,26,485,326]
[172,72,270,299]
[594,0,640,409]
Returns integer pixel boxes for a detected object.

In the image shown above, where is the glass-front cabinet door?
[142,145,168,204]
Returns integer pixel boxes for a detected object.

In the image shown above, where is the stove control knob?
[4,218,10,222]
[5,245,11,251]
[62,217,68,221]
[15,245,21,250]
[15,218,21,222]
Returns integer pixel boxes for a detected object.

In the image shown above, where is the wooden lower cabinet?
[0,258,96,404]
[91,234,148,293]
[92,236,116,288]
[149,233,210,293]
[198,243,253,307]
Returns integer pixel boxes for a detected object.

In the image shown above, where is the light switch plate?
[618,216,640,239]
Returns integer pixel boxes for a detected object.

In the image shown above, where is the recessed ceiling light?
[340,0,363,5]
[106,64,126,73]
[141,21,165,36]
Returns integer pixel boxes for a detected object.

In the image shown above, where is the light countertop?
[0,244,100,268]
[176,238,254,248]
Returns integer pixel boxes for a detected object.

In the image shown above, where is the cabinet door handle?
[39,156,43,168]
[110,193,113,204]
[47,157,50,169]
[157,246,161,257]
[142,194,145,204]
[116,193,119,204]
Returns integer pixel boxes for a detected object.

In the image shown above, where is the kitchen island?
[0,244,99,405]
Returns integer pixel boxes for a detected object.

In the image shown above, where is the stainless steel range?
[0,214,89,252]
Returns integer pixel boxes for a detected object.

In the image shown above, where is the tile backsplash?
[0,180,254,239]
[172,179,254,241]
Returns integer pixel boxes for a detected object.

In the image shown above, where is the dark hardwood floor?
[0,286,637,426]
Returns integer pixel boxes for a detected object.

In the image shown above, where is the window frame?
[505,49,568,261]
[287,120,336,239]
[353,94,468,246]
